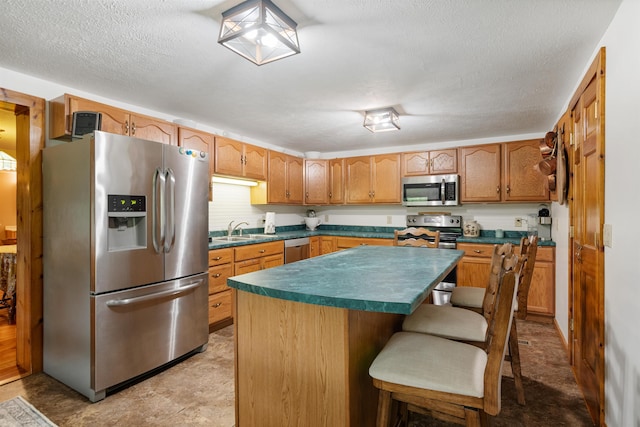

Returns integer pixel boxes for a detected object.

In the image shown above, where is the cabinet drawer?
[517,246,554,263]
[209,264,233,294]
[335,237,393,249]
[208,248,234,266]
[234,241,284,262]
[457,243,494,258]
[209,290,232,325]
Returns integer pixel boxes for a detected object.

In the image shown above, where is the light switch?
[603,224,612,248]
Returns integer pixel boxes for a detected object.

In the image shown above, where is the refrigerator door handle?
[152,168,166,253]
[105,279,204,307]
[164,168,176,253]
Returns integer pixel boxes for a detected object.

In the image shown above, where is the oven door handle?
[105,280,203,307]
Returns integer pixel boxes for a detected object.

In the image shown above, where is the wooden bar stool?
[369,252,520,426]
[393,227,440,248]
[449,235,538,405]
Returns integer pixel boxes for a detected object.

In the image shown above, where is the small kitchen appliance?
[405,214,463,304]
[537,205,552,241]
[304,217,321,230]
[264,212,276,234]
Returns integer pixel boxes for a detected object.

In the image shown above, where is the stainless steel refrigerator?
[43,131,209,402]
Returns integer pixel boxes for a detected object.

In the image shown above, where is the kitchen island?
[227,245,464,427]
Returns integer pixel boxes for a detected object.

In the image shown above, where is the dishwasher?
[284,237,310,263]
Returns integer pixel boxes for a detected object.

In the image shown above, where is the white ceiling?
[0,0,622,154]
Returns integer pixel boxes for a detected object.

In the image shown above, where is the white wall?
[594,1,640,425]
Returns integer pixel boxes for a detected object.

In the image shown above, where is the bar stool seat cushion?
[369,331,487,398]
[450,286,485,308]
[451,287,520,312]
[402,304,488,342]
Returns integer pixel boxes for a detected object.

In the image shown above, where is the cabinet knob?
[474,250,483,253]
[131,122,136,135]
[506,185,511,194]
[213,256,222,261]
[259,249,266,253]
[496,186,500,193]
[124,120,129,134]
[213,273,221,278]
[212,302,222,308]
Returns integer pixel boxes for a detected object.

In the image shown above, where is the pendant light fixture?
[363,107,400,133]
[218,0,300,66]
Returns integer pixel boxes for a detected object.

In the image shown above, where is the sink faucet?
[228,221,249,237]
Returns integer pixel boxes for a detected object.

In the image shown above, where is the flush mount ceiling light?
[218,0,300,66]
[363,107,400,133]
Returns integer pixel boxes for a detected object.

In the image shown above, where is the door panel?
[571,55,605,425]
[164,144,209,280]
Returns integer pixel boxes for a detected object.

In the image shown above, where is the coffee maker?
[537,205,552,241]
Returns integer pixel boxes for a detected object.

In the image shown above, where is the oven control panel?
[406,214,461,228]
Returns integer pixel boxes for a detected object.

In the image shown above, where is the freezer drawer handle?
[105,280,203,307]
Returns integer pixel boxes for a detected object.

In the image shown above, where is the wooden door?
[286,156,304,204]
[571,52,605,425]
[503,140,549,201]
[214,137,244,177]
[130,114,176,145]
[304,160,329,205]
[329,159,344,204]
[345,156,372,204]
[459,144,502,202]
[243,143,267,180]
[371,154,401,203]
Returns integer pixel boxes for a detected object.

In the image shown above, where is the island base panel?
[234,290,402,427]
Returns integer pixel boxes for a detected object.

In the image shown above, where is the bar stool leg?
[509,320,526,405]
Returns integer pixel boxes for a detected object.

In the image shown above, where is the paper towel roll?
[264,212,276,234]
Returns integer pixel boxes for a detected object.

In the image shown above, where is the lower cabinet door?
[209,290,232,325]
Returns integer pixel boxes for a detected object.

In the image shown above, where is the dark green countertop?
[208,225,555,249]
[227,245,464,314]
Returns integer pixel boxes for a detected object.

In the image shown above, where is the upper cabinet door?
[286,156,304,204]
[130,114,176,145]
[345,156,372,204]
[402,149,457,176]
[243,143,267,181]
[329,158,345,204]
[503,139,549,201]
[371,154,401,203]
[68,96,129,136]
[214,137,244,177]
[304,159,329,205]
[429,149,457,174]
[179,127,214,200]
[459,144,502,202]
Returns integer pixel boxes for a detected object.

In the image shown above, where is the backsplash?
[208,183,550,238]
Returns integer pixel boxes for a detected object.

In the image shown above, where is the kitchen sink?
[211,234,277,242]
[211,236,252,242]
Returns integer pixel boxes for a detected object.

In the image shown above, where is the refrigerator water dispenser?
[107,195,147,251]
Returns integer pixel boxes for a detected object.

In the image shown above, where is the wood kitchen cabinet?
[214,136,267,181]
[309,236,321,257]
[401,149,457,176]
[178,127,214,200]
[345,154,401,204]
[459,140,549,203]
[266,151,304,204]
[304,159,330,205]
[208,248,235,331]
[456,242,555,320]
[49,94,177,145]
[234,241,284,275]
[329,158,345,204]
[335,236,393,250]
[320,236,336,255]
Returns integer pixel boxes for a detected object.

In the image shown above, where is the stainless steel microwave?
[402,174,459,206]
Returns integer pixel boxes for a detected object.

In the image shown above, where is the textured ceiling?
[0,0,622,154]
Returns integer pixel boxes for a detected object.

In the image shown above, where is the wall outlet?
[324,214,329,222]
[387,216,392,224]
[515,217,523,227]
